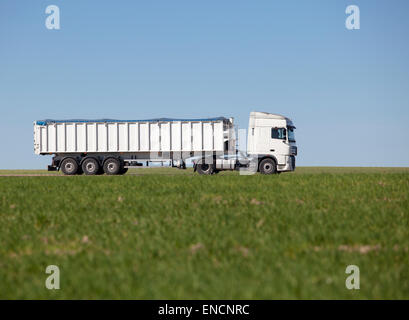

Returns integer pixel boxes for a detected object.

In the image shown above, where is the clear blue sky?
[1,0,408,168]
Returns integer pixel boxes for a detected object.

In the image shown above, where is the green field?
[0,167,408,299]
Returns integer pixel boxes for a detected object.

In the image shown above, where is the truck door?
[254,126,288,157]
[270,127,288,163]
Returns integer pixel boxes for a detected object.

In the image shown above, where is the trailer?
[34,111,297,175]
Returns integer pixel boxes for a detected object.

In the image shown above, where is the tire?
[60,158,78,175]
[103,158,121,175]
[196,159,214,175]
[82,158,100,175]
[259,158,277,175]
[120,168,128,175]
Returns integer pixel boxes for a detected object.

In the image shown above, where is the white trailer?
[34,111,297,175]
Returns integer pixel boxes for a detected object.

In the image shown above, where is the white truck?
[34,111,297,175]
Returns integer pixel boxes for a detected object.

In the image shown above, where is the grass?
[0,167,408,299]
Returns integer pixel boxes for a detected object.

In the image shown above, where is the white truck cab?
[247,111,297,172]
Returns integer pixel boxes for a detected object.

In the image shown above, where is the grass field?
[0,167,408,299]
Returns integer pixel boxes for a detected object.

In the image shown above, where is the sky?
[0,0,408,168]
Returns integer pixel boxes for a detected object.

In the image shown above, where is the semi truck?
[33,111,297,175]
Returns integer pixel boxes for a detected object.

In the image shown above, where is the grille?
[290,156,296,169]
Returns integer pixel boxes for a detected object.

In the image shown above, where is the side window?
[271,128,286,140]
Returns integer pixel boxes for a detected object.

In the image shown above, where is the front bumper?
[277,155,296,172]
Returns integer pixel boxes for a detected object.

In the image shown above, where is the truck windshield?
[288,127,296,142]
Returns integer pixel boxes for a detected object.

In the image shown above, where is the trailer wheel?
[196,160,215,175]
[82,158,100,175]
[103,158,121,175]
[60,158,78,175]
[259,158,277,175]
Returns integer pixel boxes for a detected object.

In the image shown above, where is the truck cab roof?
[250,111,295,128]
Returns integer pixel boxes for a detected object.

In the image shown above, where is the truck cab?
[247,111,297,172]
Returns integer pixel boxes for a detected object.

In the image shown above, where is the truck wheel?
[60,158,78,175]
[82,158,100,175]
[259,158,276,175]
[103,158,121,175]
[120,168,128,175]
[196,160,214,175]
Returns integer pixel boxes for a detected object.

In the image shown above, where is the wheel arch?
[257,155,278,172]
